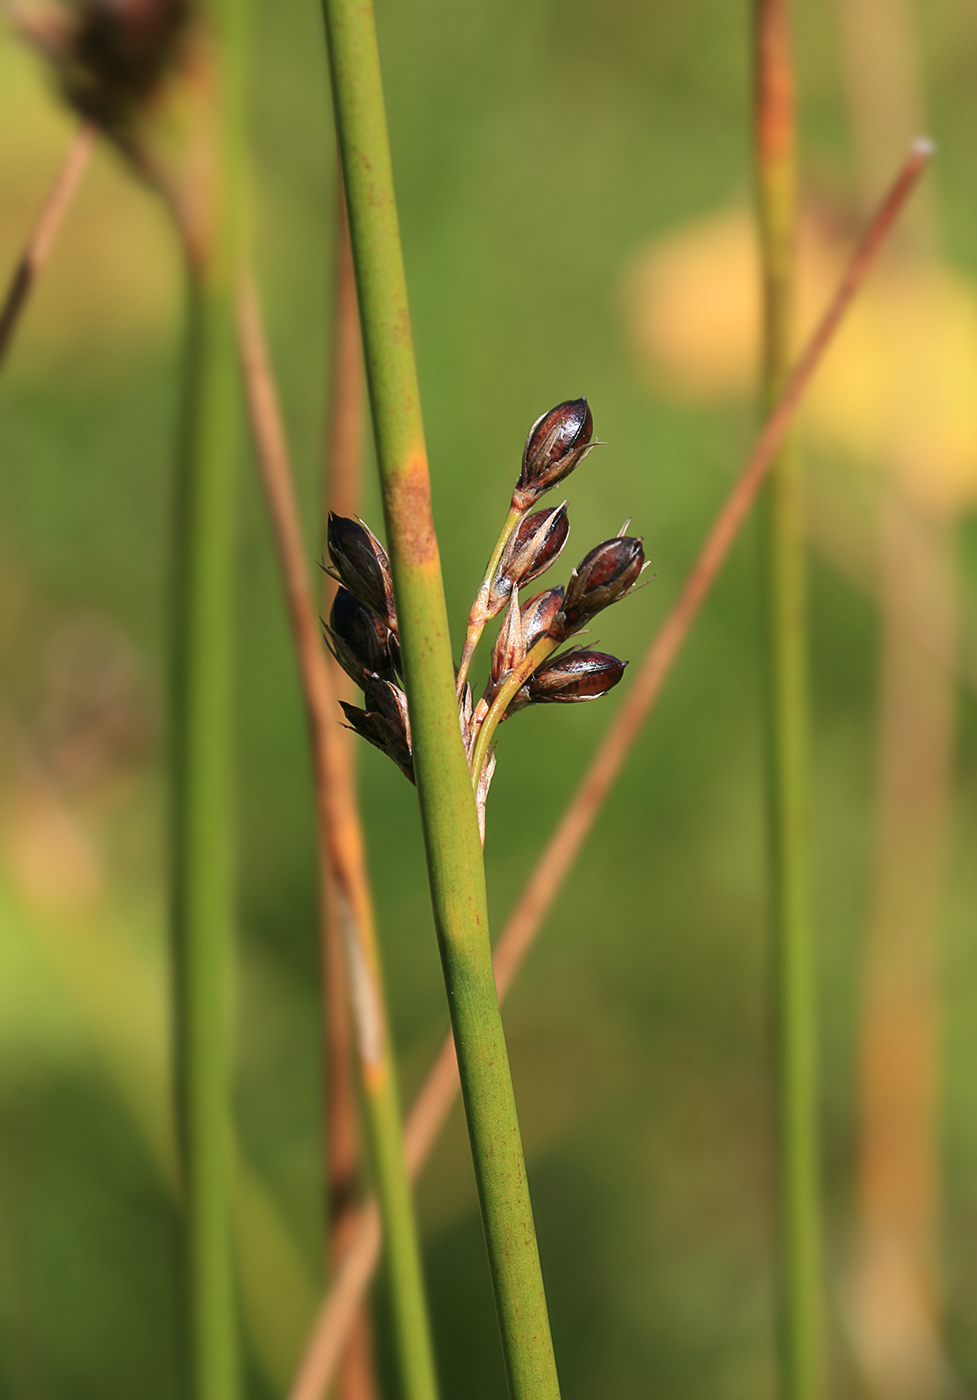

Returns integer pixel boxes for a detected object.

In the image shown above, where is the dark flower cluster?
[323,517,413,782]
[325,399,648,841]
[19,0,191,136]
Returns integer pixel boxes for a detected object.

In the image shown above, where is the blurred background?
[1,0,976,1396]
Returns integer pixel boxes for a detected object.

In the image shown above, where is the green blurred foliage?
[1,0,977,1396]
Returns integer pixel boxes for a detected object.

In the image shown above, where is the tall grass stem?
[170,0,249,1387]
[286,139,933,1400]
[317,0,561,1394]
[753,5,820,1394]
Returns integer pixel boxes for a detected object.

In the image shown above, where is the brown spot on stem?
[389,454,438,564]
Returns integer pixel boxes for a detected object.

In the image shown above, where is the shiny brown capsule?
[488,503,569,612]
[555,536,645,637]
[517,650,627,707]
[512,399,595,509]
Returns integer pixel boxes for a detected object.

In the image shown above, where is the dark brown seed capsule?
[555,536,645,636]
[325,587,397,688]
[326,514,397,630]
[488,503,569,613]
[520,586,565,650]
[513,399,594,509]
[523,650,627,704]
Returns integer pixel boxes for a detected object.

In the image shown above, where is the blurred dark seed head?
[325,587,397,688]
[49,0,191,132]
[520,586,564,651]
[513,398,594,509]
[488,503,569,612]
[555,536,645,636]
[519,650,627,706]
[326,514,397,631]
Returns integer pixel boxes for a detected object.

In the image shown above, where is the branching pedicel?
[324,399,648,841]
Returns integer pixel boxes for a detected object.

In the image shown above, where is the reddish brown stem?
[0,125,95,367]
[285,138,933,1400]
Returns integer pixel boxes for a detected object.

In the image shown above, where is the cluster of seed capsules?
[323,399,648,840]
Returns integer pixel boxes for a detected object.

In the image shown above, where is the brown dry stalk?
[0,123,95,367]
[852,490,954,1392]
[286,138,932,1400]
[237,273,383,1084]
[235,270,387,1052]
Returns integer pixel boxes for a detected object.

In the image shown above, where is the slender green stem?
[169,5,248,1397]
[470,635,559,790]
[172,279,238,1400]
[170,36,246,1400]
[317,0,562,1394]
[456,503,525,695]
[753,4,820,1397]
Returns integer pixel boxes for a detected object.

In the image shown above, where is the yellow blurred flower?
[624,203,977,515]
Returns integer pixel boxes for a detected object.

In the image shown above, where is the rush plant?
[0,0,934,1393]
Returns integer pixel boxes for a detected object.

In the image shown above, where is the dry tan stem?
[285,137,932,1400]
[235,269,380,1053]
[0,124,95,367]
[850,489,955,1394]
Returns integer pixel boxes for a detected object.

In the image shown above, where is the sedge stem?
[170,2,248,1395]
[318,0,564,1390]
[753,2,820,1395]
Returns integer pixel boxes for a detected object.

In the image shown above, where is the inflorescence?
[324,399,649,842]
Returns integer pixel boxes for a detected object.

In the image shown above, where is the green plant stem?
[169,5,248,1398]
[469,635,559,789]
[456,503,525,694]
[172,275,238,1400]
[753,3,820,1397]
[317,0,562,1394]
